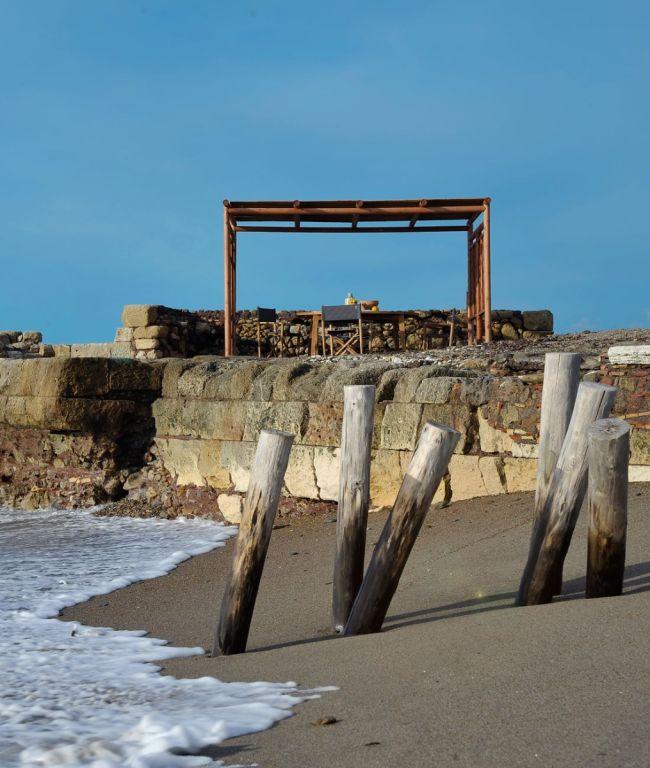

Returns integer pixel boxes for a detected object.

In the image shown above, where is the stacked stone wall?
[0,358,161,508]
[112,305,554,360]
[0,344,647,519]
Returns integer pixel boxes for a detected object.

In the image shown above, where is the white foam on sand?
[0,507,311,767]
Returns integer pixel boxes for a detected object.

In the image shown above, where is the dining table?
[293,309,421,355]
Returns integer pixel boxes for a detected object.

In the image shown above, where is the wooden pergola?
[223,197,492,356]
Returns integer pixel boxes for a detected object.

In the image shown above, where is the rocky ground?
[297,327,650,374]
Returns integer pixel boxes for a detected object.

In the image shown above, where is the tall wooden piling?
[516,382,616,606]
[533,352,581,595]
[586,418,629,598]
[215,429,293,655]
[535,353,582,515]
[332,385,376,632]
[344,422,460,636]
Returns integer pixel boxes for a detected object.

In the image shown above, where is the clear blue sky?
[2,1,648,343]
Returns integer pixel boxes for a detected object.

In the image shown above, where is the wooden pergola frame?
[223,197,491,356]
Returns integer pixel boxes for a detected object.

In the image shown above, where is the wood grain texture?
[586,418,629,599]
[343,421,460,636]
[332,385,376,632]
[215,429,293,655]
[517,382,616,606]
[535,353,582,515]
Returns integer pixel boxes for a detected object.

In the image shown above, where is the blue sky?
[1,1,648,343]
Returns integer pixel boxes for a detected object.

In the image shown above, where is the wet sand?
[64,486,650,767]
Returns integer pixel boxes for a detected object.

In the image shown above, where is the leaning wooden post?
[534,353,582,515]
[332,385,376,633]
[214,429,293,655]
[344,422,460,636]
[516,382,616,606]
[586,418,629,599]
[532,352,581,595]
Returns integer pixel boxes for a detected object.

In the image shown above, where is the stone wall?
[0,331,51,358]
[147,355,648,522]
[1,339,647,519]
[0,358,162,508]
[112,305,554,359]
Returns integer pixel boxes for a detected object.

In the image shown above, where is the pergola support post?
[483,199,492,343]
[224,207,236,357]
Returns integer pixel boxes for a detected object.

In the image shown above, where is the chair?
[256,307,285,357]
[320,304,364,356]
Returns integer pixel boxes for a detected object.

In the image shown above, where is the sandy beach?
[63,486,650,768]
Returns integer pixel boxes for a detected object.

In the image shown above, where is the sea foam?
[0,507,307,767]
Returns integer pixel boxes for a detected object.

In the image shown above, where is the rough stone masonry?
[0,328,647,522]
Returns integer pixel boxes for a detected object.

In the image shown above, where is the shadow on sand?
[247,560,650,651]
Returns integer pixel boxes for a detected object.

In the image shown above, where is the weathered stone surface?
[71,343,115,358]
[243,401,307,442]
[220,441,255,492]
[134,338,160,351]
[500,322,518,340]
[319,362,394,403]
[272,361,333,402]
[420,402,475,454]
[414,376,458,404]
[608,345,650,365]
[449,455,490,501]
[134,325,169,340]
[218,493,242,523]
[52,345,72,358]
[630,465,650,482]
[283,445,318,499]
[153,398,248,441]
[110,342,134,359]
[155,437,205,486]
[478,410,538,457]
[302,402,343,446]
[522,310,553,332]
[314,447,340,501]
[630,427,649,466]
[122,304,159,328]
[502,457,537,492]
[393,367,436,402]
[381,402,423,450]
[369,449,403,507]
[114,327,134,342]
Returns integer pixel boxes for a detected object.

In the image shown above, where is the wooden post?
[466,226,474,346]
[586,418,629,599]
[344,421,460,635]
[448,308,456,348]
[516,382,616,606]
[535,353,582,516]
[214,429,293,655]
[223,206,237,357]
[332,385,376,632]
[482,200,492,343]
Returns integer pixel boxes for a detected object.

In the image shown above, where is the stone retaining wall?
[0,347,647,519]
[0,358,162,508]
[112,305,554,360]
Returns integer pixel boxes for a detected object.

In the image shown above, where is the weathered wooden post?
[532,352,581,595]
[586,418,629,598]
[332,385,376,633]
[214,428,293,655]
[534,353,582,515]
[344,422,460,636]
[517,382,616,606]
